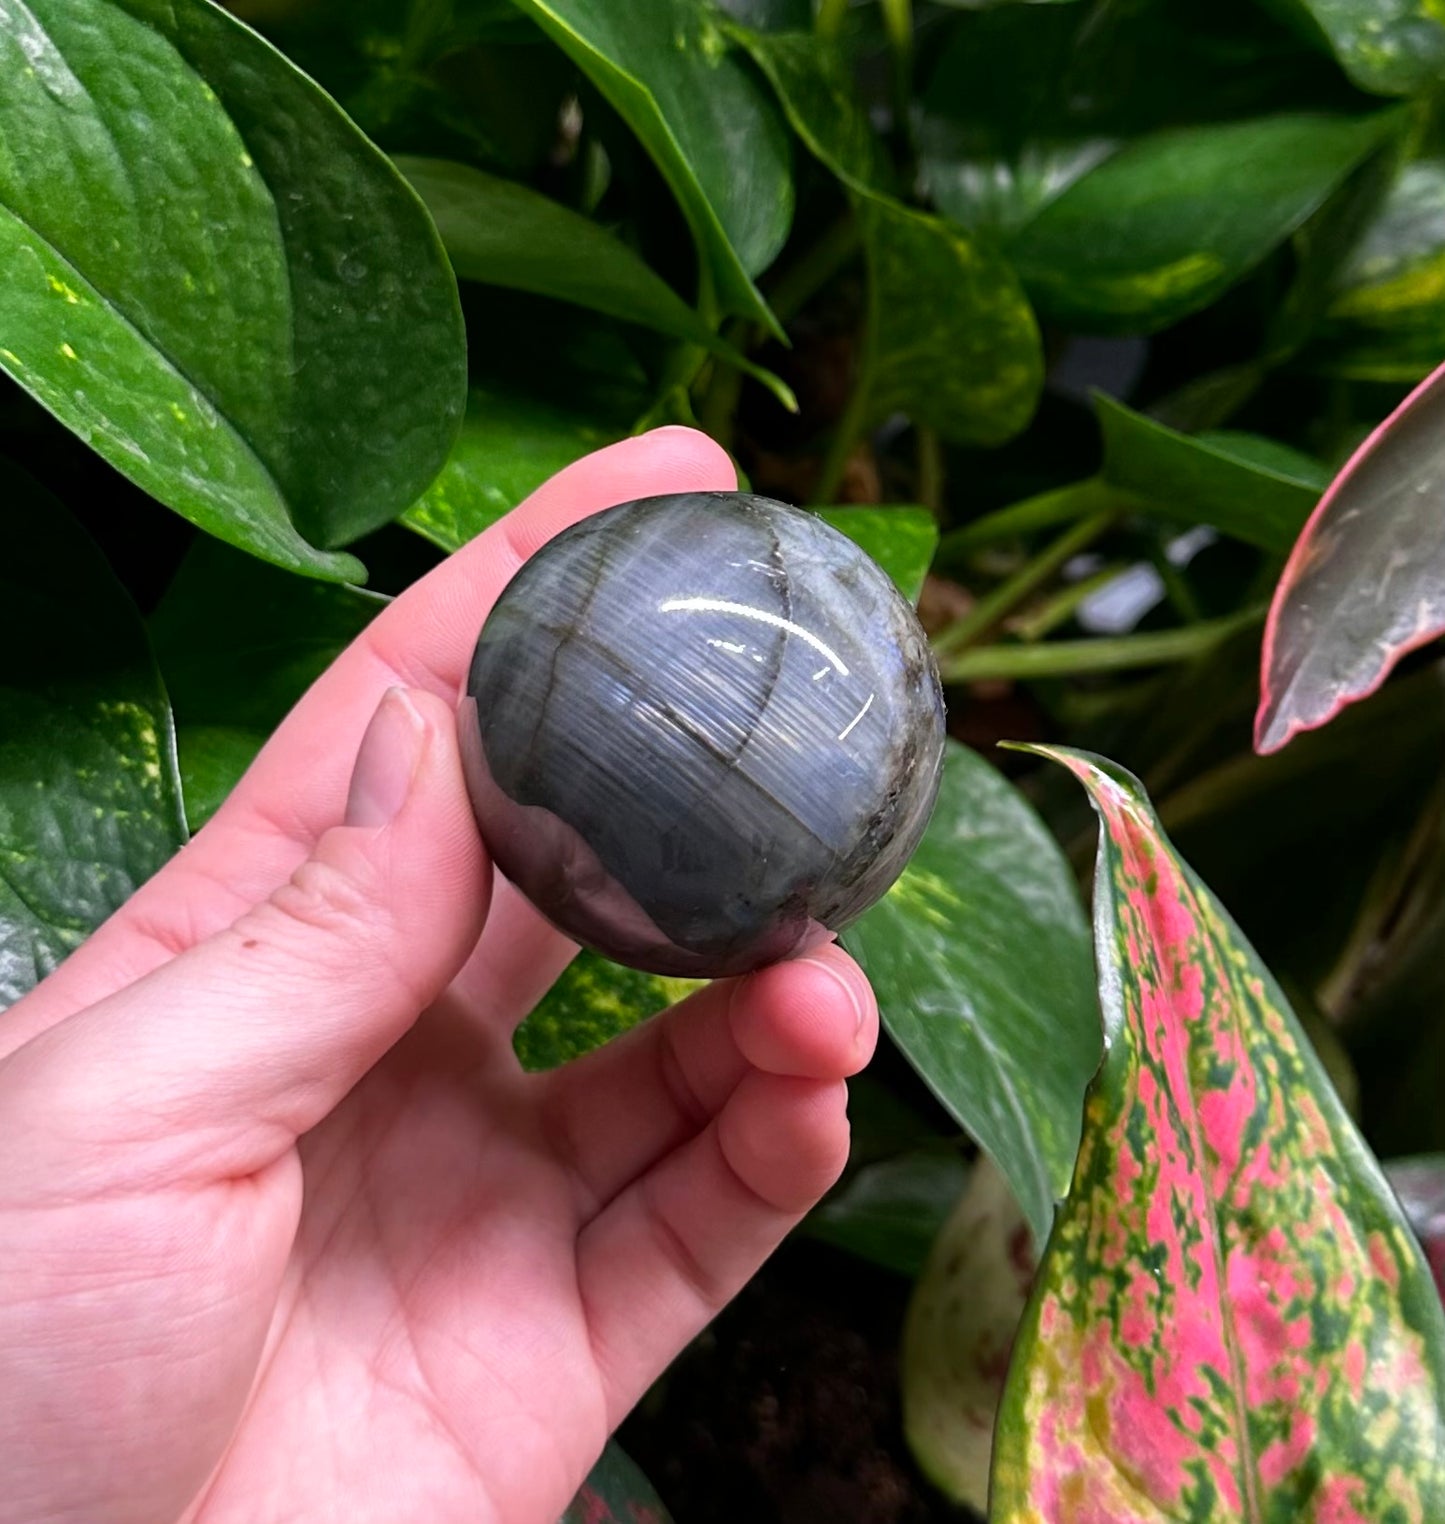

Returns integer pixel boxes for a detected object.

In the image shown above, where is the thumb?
[1,688,490,1183]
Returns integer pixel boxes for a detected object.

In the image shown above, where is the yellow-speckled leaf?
[993,747,1445,1523]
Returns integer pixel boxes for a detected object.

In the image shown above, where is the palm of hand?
[1,433,875,1524]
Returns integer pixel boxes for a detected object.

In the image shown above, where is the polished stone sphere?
[459,491,946,977]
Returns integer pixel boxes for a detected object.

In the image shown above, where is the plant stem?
[1148,542,1204,624]
[1014,562,1129,642]
[935,477,1128,565]
[816,0,849,38]
[811,371,870,506]
[915,426,943,517]
[937,607,1264,684]
[933,511,1116,656]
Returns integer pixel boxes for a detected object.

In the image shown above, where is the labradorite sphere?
[459,491,945,978]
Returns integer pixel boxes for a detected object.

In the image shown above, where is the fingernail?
[803,955,867,1036]
[346,688,425,828]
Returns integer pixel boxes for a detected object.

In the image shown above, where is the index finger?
[10,427,736,1036]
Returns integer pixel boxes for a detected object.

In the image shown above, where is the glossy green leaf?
[842,741,1101,1248]
[1284,0,1445,96]
[1010,113,1395,334]
[1257,360,1445,753]
[0,0,467,577]
[149,538,383,829]
[1314,159,1445,382]
[403,386,623,555]
[805,1145,969,1278]
[816,506,937,603]
[396,156,795,408]
[1096,395,1328,553]
[561,1440,674,1524]
[502,0,791,331]
[0,468,186,1007]
[903,1156,1036,1514]
[993,748,1445,1523]
[514,949,702,1072]
[917,0,1353,240]
[737,29,1043,445]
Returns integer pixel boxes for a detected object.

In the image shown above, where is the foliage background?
[4,0,1445,1519]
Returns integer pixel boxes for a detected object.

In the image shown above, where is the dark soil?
[618,1240,980,1524]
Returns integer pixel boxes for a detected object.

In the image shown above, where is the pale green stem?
[938,607,1264,684]
[933,511,1116,657]
[1014,562,1129,642]
[936,477,1129,565]
[810,374,870,506]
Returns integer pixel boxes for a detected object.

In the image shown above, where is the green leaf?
[841,740,1101,1248]
[561,1440,674,1524]
[0,467,186,1007]
[993,748,1445,1523]
[502,0,792,331]
[1095,394,1327,553]
[402,385,623,554]
[903,1156,1036,1514]
[149,538,383,829]
[1284,0,1445,96]
[736,29,1043,445]
[1314,158,1445,382]
[805,1144,969,1278]
[1009,113,1397,334]
[854,190,1043,446]
[816,506,937,603]
[1256,360,1445,753]
[0,0,467,578]
[396,156,795,408]
[514,949,703,1072]
[916,0,1352,240]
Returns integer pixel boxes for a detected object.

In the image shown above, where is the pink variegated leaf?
[1256,359,1445,754]
[992,748,1445,1524]
[561,1442,672,1524]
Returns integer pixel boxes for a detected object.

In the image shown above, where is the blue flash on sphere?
[459,491,946,977]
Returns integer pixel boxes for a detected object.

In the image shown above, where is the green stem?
[1014,562,1129,642]
[1148,543,1204,624]
[938,607,1264,684]
[935,477,1128,565]
[816,0,849,38]
[811,373,870,506]
[933,511,1116,656]
[766,217,860,326]
[915,427,943,517]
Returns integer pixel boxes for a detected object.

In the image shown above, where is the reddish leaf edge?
[1254,358,1445,756]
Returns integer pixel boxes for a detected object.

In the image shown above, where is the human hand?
[0,428,879,1524]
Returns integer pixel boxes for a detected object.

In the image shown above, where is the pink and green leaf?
[1256,358,1445,755]
[561,1441,673,1524]
[992,747,1445,1524]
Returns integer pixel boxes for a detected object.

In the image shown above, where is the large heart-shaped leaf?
[737,29,1043,446]
[403,386,624,555]
[1256,358,1445,753]
[502,0,791,331]
[903,1156,1035,1515]
[0,0,466,580]
[1009,113,1396,334]
[842,741,1101,1248]
[993,748,1445,1523]
[0,467,186,1007]
[561,1440,674,1524]
[395,156,794,407]
[1097,395,1328,553]
[149,538,383,829]
[1285,0,1445,96]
